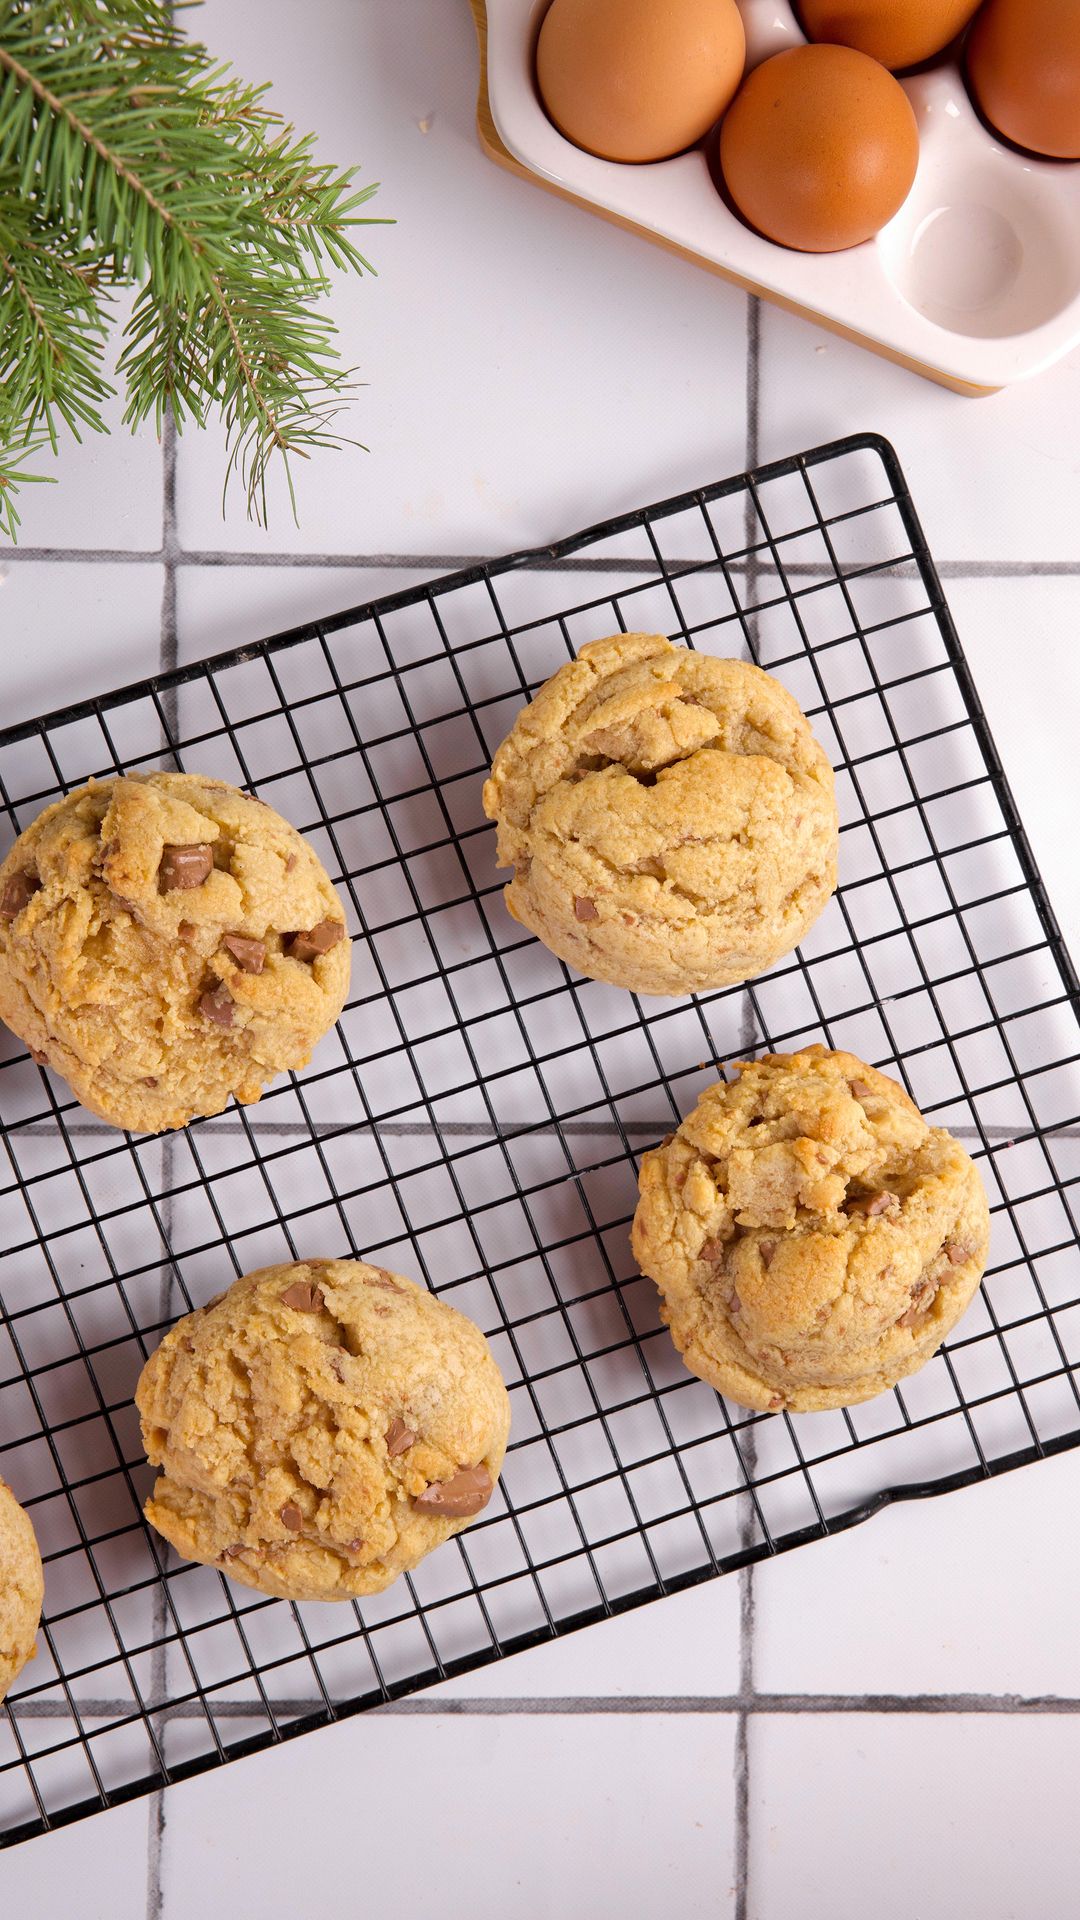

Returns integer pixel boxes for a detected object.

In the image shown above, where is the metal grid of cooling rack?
[2,431,1079,1846]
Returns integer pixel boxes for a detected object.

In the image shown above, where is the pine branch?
[0,176,113,447]
[0,0,389,536]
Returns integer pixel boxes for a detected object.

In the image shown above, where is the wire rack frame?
[1,431,1078,1845]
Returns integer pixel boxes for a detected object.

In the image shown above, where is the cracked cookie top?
[0,772,350,1133]
[136,1259,511,1601]
[632,1046,990,1412]
[482,632,838,997]
[0,1477,44,1703]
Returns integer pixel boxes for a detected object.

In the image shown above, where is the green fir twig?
[0,0,390,537]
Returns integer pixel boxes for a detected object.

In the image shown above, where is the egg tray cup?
[471,0,1080,393]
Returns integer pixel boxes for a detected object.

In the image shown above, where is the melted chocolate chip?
[198,982,234,1027]
[386,1417,417,1457]
[364,1269,405,1293]
[699,1239,725,1262]
[159,844,213,892]
[284,918,345,962]
[414,1466,493,1518]
[279,1503,303,1532]
[280,1279,325,1313]
[1,872,40,919]
[222,934,266,974]
[844,1190,898,1218]
[573,896,599,923]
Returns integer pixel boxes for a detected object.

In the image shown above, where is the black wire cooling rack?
[2,432,1079,1845]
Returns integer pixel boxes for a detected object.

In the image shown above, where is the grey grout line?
[734,291,762,1920]
[145,412,178,1920]
[4,544,1080,580]
[15,1689,1080,1722]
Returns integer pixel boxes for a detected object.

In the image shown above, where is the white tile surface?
[0,1794,149,1917]
[431,1573,743,1699]
[748,1711,1080,1919]
[159,1708,737,1919]
[170,0,751,556]
[947,575,1080,959]
[0,562,163,715]
[175,563,436,665]
[8,295,164,555]
[755,300,1080,563]
[753,1452,1080,1699]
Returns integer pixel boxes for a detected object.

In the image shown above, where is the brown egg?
[536,0,746,164]
[798,0,982,71]
[719,45,919,253]
[967,0,1080,160]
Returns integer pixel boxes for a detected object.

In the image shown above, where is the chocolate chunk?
[1,871,40,919]
[899,1281,938,1327]
[386,1417,417,1457]
[364,1269,405,1293]
[945,1241,973,1266]
[141,1075,158,1088]
[29,1045,48,1066]
[845,1190,898,1218]
[284,918,345,962]
[198,982,234,1027]
[220,1544,245,1561]
[343,1537,365,1554]
[280,1279,325,1313]
[414,1465,493,1519]
[573,896,599,922]
[849,1079,874,1101]
[222,934,266,974]
[699,1239,725,1262]
[659,1133,675,1149]
[759,1239,777,1267]
[177,920,196,942]
[280,1503,303,1532]
[285,852,298,872]
[159,843,213,892]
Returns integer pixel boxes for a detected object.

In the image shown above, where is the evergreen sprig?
[0,0,388,538]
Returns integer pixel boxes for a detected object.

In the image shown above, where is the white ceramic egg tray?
[473,0,1080,392]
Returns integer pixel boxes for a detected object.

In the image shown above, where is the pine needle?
[0,0,390,538]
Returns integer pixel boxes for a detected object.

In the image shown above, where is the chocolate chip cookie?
[0,772,350,1132]
[0,1476,44,1701]
[482,632,838,997]
[632,1046,990,1411]
[136,1259,511,1601]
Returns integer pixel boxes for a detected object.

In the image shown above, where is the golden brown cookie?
[632,1046,990,1411]
[136,1259,511,1601]
[0,772,350,1133]
[0,1477,44,1702]
[482,632,838,997]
